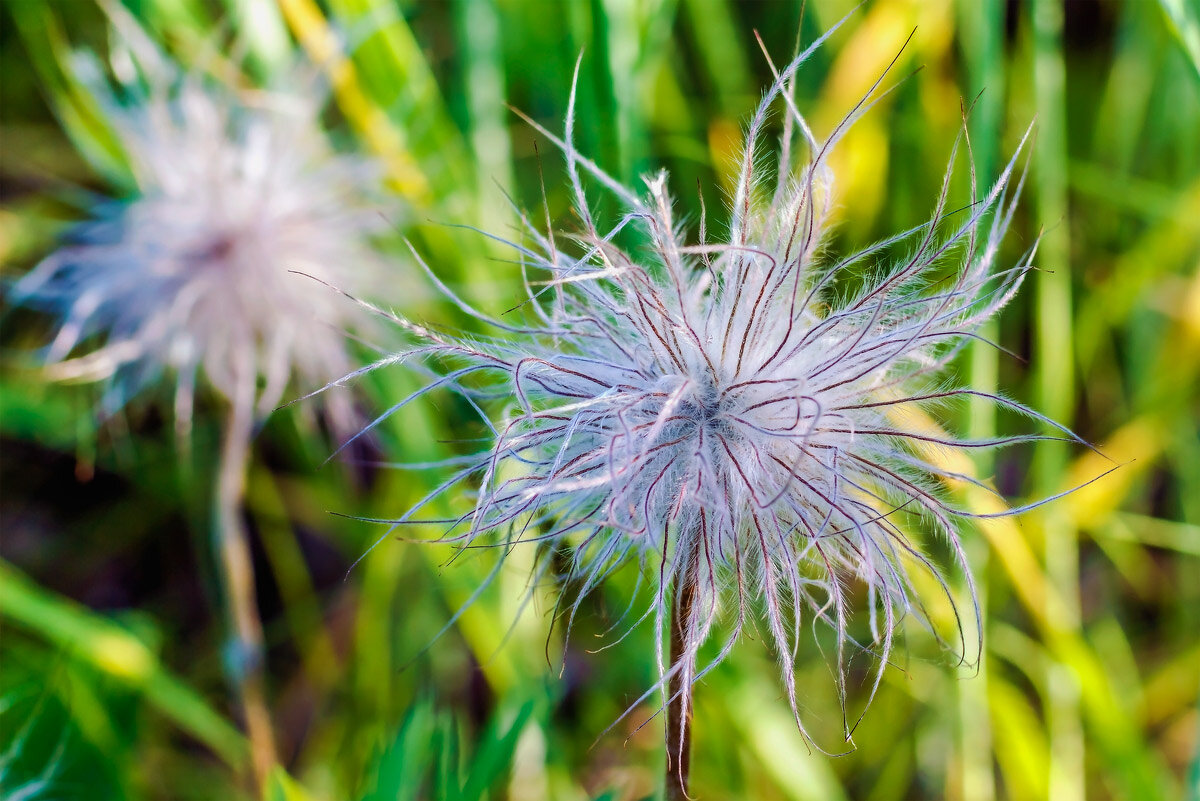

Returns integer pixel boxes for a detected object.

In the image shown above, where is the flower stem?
[665,574,695,801]
[215,376,277,791]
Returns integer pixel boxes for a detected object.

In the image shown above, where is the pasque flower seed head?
[14,12,385,429]
[345,19,1094,748]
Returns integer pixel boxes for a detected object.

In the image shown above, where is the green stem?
[1031,1,1083,800]
[214,369,277,792]
[665,576,695,801]
[959,0,1004,796]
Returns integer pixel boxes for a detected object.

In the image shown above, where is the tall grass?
[1,1,1197,799]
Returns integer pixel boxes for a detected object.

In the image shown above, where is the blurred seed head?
[13,11,387,430]
[348,19,1083,747]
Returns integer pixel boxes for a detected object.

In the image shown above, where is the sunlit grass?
[1,1,1197,800]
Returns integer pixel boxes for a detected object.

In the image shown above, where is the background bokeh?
[1,1,1198,799]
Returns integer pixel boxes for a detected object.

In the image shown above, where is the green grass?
[1,1,1198,799]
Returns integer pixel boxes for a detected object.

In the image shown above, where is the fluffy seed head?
[354,22,1080,747]
[13,15,385,426]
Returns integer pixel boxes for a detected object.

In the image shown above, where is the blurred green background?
[1,0,1198,799]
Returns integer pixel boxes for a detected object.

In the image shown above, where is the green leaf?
[266,767,318,801]
[0,560,247,770]
[1158,0,1200,81]
[459,698,535,800]
[361,698,437,801]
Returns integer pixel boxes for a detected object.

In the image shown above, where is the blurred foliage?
[1,0,1198,799]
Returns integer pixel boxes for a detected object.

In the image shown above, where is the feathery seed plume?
[10,11,391,788]
[342,18,1092,791]
[13,12,385,431]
